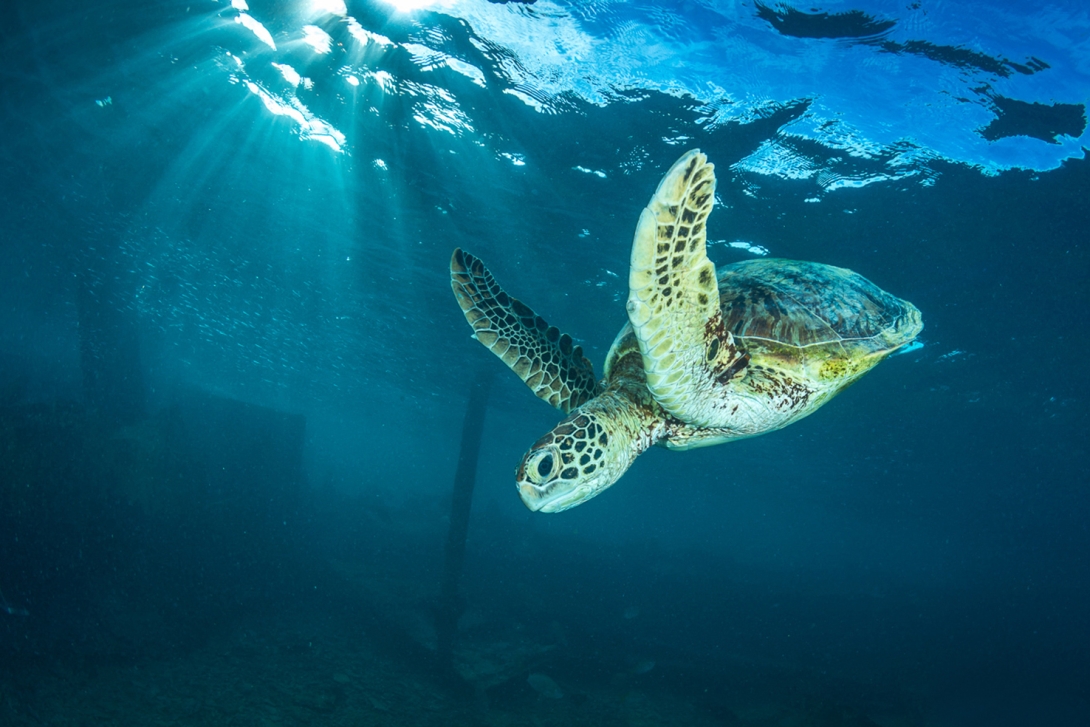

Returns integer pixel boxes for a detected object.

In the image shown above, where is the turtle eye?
[535,453,555,480]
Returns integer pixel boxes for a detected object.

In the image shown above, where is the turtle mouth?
[517,481,591,513]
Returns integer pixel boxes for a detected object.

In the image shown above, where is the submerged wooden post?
[436,370,493,669]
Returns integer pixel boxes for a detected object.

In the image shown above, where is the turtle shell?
[716,258,921,358]
[603,257,921,385]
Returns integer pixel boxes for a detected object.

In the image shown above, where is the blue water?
[2,0,1088,724]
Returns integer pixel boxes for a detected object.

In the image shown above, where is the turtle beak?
[515,459,553,512]
[516,479,593,513]
[517,482,549,512]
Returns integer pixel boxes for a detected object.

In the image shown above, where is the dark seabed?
[1,0,1088,725]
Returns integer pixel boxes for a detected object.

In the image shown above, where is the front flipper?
[451,249,600,413]
[626,150,749,427]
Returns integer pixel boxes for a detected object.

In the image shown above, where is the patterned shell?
[716,259,921,356]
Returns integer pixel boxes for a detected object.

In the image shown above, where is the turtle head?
[516,410,630,513]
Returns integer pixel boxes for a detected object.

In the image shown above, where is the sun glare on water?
[308,0,347,15]
[381,0,443,12]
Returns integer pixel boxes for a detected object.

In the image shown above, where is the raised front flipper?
[451,248,600,413]
[626,150,749,428]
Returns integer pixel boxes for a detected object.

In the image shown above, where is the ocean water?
[1,0,1088,725]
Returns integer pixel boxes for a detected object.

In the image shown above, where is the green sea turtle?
[450,149,922,513]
